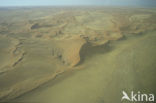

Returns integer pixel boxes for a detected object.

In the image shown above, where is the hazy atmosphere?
[0,0,156,7]
[0,0,156,103]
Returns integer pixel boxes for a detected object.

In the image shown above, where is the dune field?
[0,7,156,103]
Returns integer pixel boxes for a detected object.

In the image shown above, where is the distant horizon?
[0,5,156,8]
[0,0,156,7]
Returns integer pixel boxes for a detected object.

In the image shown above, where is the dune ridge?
[0,7,156,102]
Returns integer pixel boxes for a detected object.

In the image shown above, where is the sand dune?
[0,7,156,102]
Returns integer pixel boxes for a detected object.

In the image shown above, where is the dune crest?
[0,7,156,102]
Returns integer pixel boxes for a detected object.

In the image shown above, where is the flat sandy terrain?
[0,7,156,103]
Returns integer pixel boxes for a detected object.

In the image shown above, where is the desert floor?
[0,7,156,103]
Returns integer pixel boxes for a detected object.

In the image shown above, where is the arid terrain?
[0,7,156,103]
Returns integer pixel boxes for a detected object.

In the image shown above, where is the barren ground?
[0,7,155,103]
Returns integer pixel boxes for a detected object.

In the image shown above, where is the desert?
[0,6,156,103]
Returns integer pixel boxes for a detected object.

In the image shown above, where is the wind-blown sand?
[0,7,156,103]
[13,31,156,103]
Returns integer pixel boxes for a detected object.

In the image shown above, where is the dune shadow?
[77,41,114,66]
